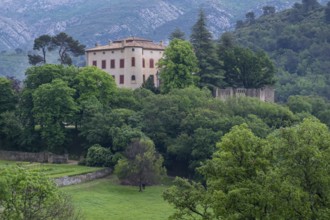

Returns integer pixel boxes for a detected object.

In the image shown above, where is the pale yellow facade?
[86,37,165,89]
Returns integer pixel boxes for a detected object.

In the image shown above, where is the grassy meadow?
[0,160,103,178]
[0,160,174,219]
[62,176,174,220]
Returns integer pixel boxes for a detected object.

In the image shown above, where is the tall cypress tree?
[190,9,223,90]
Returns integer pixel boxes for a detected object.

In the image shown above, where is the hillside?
[0,0,310,51]
[0,0,328,79]
[232,1,330,101]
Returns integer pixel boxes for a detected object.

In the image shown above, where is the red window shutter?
[120,75,124,84]
[111,59,115,68]
[142,58,145,68]
[101,60,106,69]
[120,59,125,68]
[131,57,135,67]
[150,59,154,68]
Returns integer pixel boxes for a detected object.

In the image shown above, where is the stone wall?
[214,86,275,102]
[54,168,112,187]
[0,150,68,163]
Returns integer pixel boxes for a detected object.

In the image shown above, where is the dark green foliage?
[85,144,115,167]
[286,95,330,127]
[115,138,166,191]
[32,79,78,152]
[262,6,276,16]
[141,76,159,94]
[0,77,17,113]
[164,118,330,219]
[302,0,321,12]
[28,34,53,65]
[245,11,256,24]
[232,1,330,101]
[190,9,223,89]
[0,111,23,150]
[221,46,276,88]
[28,32,85,66]
[169,27,186,41]
[52,32,86,65]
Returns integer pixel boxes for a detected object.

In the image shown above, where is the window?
[92,60,97,66]
[111,51,114,54]
[143,74,146,83]
[132,48,135,51]
[131,57,135,67]
[120,75,124,84]
[120,59,125,68]
[111,59,115,68]
[101,60,106,69]
[150,59,154,68]
[112,75,115,79]
[103,51,106,54]
[93,52,96,55]
[131,75,136,82]
[142,58,145,68]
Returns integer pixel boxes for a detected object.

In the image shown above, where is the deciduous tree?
[32,79,78,152]
[0,77,17,113]
[74,66,117,106]
[115,138,166,191]
[0,166,81,220]
[222,46,275,88]
[158,39,199,93]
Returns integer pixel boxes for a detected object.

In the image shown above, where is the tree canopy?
[221,46,276,88]
[163,118,330,219]
[0,166,81,220]
[28,32,85,66]
[190,9,223,89]
[115,138,166,191]
[158,39,199,93]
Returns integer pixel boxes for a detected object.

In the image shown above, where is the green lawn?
[62,176,174,220]
[0,160,103,178]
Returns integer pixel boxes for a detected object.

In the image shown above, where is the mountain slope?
[1,0,327,50]
[232,2,330,101]
[0,0,328,79]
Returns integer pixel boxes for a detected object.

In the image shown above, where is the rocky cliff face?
[2,0,325,51]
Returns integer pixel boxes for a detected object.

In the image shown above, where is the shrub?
[85,144,114,167]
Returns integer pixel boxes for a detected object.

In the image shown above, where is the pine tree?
[190,9,223,90]
[169,27,186,41]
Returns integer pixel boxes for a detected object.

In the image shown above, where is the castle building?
[85,37,165,89]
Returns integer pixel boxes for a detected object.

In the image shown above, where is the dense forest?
[2,63,330,177]
[233,0,330,101]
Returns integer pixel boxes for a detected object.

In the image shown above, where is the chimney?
[159,41,163,46]
[121,40,126,47]
[108,40,112,46]
[95,42,99,47]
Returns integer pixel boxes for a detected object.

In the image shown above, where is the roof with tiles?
[86,37,165,52]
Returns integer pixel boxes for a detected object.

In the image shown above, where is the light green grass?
[62,176,174,220]
[0,160,103,178]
